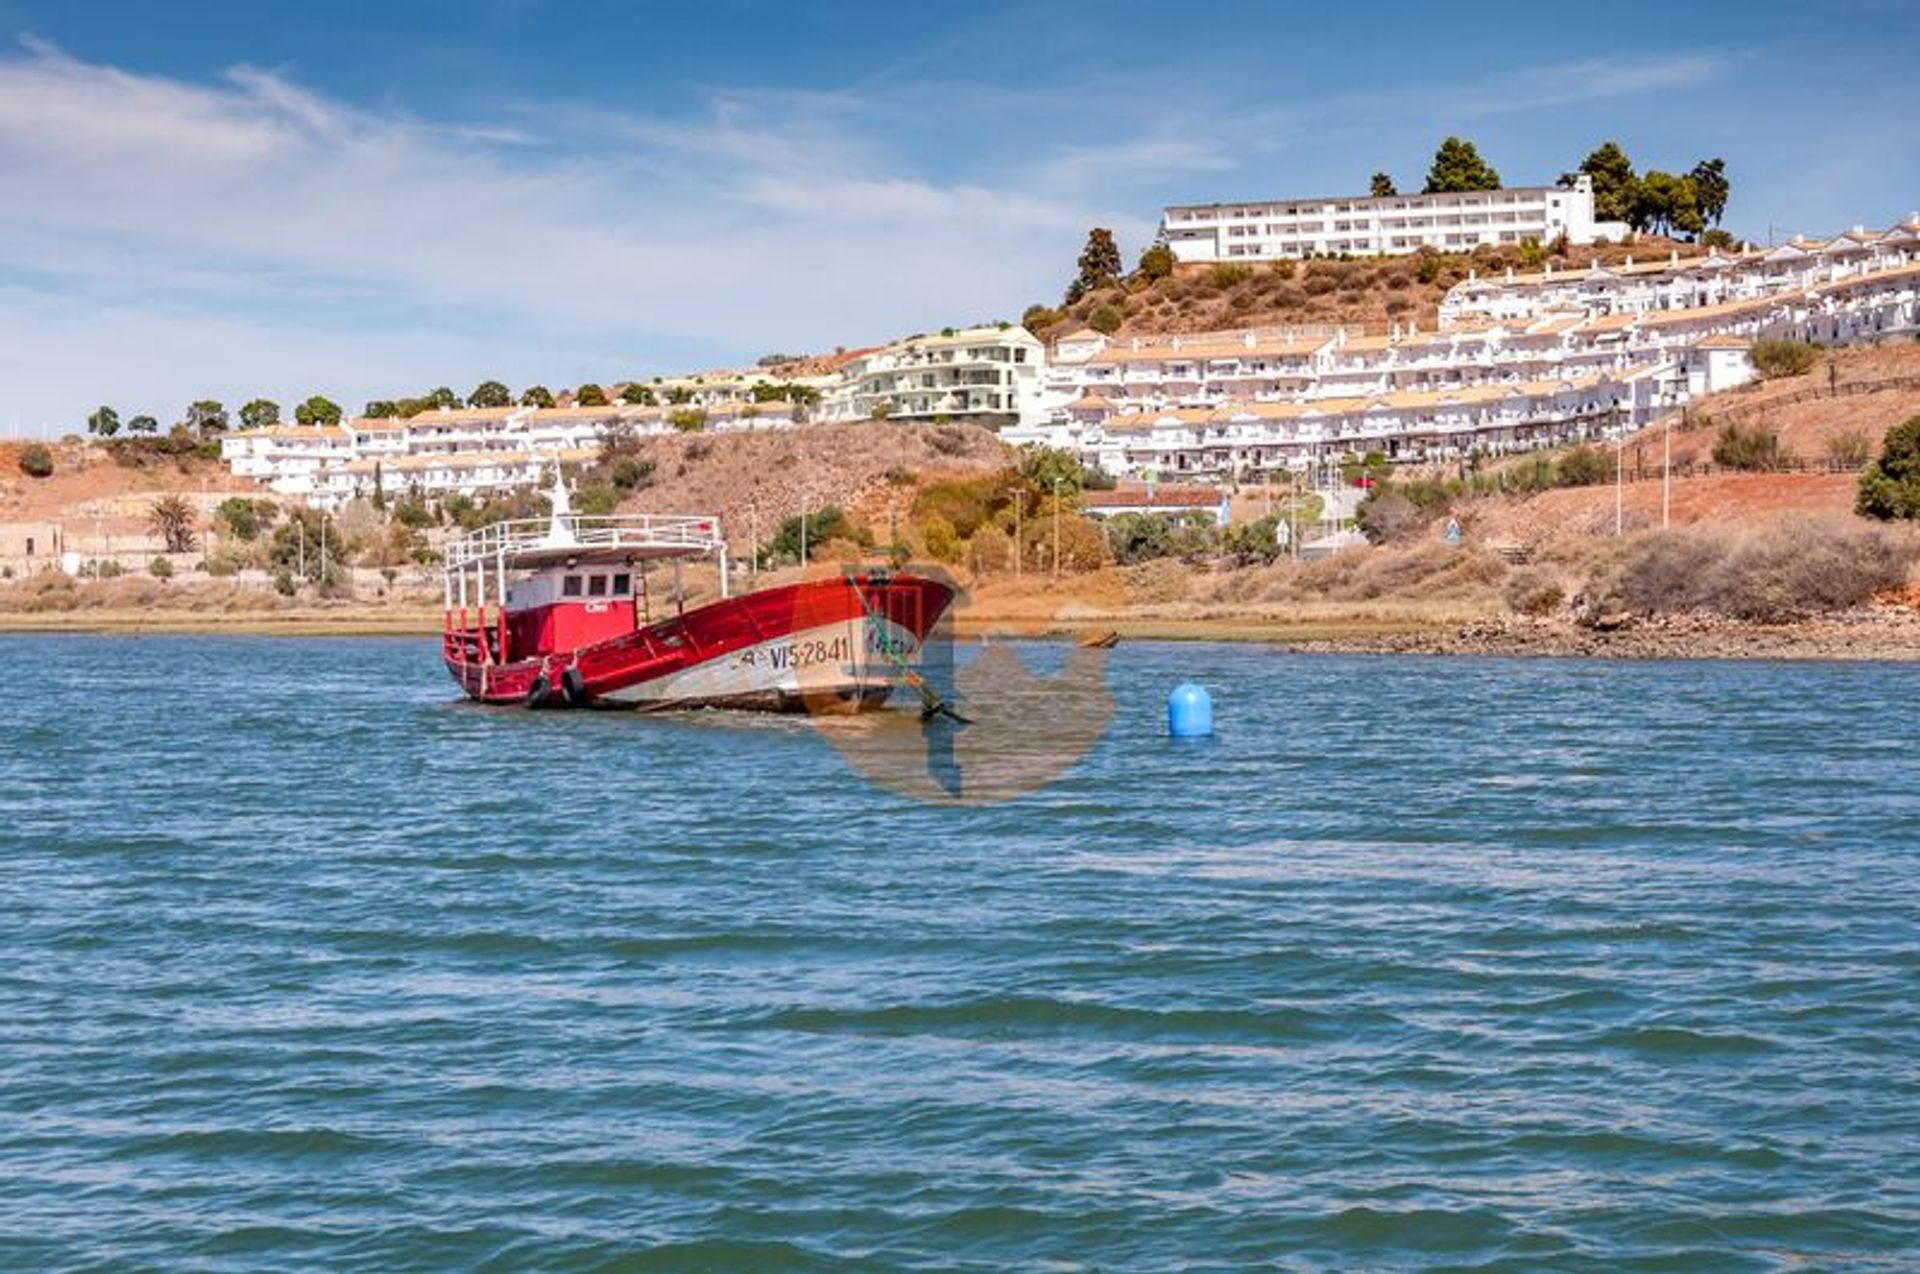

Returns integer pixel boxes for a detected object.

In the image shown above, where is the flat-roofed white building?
[819,325,1050,429]
[1162,175,1629,262]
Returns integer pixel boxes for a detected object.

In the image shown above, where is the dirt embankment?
[1465,345,1920,544]
[1,439,251,534]
[613,421,1010,540]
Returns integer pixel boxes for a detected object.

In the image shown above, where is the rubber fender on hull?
[562,668,588,707]
[525,675,551,709]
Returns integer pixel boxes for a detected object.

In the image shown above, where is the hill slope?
[1027,235,1710,342]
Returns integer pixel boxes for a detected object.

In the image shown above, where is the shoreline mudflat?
[8,602,1920,661]
[1263,609,1920,662]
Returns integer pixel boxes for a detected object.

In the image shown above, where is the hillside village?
[5,140,1920,644]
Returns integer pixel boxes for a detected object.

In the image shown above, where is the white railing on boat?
[444,513,725,571]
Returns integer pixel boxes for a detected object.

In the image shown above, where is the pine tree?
[1422,137,1502,193]
[1075,228,1123,292]
[1689,158,1729,226]
[1369,171,1397,198]
[1578,141,1638,223]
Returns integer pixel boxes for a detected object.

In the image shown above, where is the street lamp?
[1051,478,1063,582]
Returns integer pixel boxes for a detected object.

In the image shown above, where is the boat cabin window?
[612,573,631,596]
[563,574,583,598]
[587,575,608,598]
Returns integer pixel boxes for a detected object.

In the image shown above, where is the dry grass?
[1610,518,1919,621]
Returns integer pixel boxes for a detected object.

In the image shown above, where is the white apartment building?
[1161,174,1630,262]
[221,399,808,509]
[818,325,1050,429]
[1013,216,1920,480]
[1440,217,1920,325]
[1041,375,1636,480]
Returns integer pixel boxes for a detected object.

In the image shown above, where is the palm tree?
[149,495,198,554]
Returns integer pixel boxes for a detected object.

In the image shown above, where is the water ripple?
[2,635,1917,1271]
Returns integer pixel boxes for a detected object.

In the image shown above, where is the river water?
[2,635,1917,1271]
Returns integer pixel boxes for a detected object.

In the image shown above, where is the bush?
[1088,305,1124,335]
[1022,304,1063,336]
[927,426,971,457]
[1504,567,1564,616]
[668,408,707,433]
[149,556,174,579]
[1555,445,1612,487]
[1136,243,1175,281]
[1357,493,1421,544]
[1208,264,1252,288]
[18,443,53,478]
[1749,339,1820,379]
[1712,421,1785,471]
[1106,512,1175,564]
[1826,427,1874,468]
[1619,521,1914,621]
[919,514,962,563]
[610,457,656,491]
[1856,415,1920,521]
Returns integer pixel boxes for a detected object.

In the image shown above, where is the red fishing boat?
[441,472,954,712]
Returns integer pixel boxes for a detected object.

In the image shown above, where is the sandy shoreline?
[8,603,1920,660]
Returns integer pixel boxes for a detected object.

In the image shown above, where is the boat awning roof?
[446,514,724,573]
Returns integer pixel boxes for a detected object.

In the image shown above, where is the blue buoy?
[1167,682,1213,738]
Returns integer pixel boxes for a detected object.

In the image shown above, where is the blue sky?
[1,0,1915,434]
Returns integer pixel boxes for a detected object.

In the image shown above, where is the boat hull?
[442,572,953,713]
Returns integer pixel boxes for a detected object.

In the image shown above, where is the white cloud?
[0,42,1177,431]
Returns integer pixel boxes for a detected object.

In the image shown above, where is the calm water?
[3,635,1918,1272]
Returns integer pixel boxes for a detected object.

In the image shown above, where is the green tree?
[295,395,343,427]
[1578,140,1638,223]
[1075,227,1123,293]
[1105,511,1174,564]
[1088,304,1123,335]
[239,398,280,429]
[148,494,198,554]
[575,383,609,407]
[467,380,511,408]
[214,496,261,540]
[1018,445,1092,496]
[764,505,858,565]
[424,386,460,410]
[1135,242,1176,280]
[187,399,229,435]
[519,385,555,408]
[1689,157,1729,226]
[620,382,656,405]
[1631,170,1703,237]
[363,400,400,418]
[1369,171,1397,198]
[1423,136,1501,193]
[127,414,159,435]
[87,405,120,438]
[1224,515,1283,565]
[1856,415,1920,520]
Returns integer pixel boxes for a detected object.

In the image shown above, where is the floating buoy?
[1167,682,1213,738]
